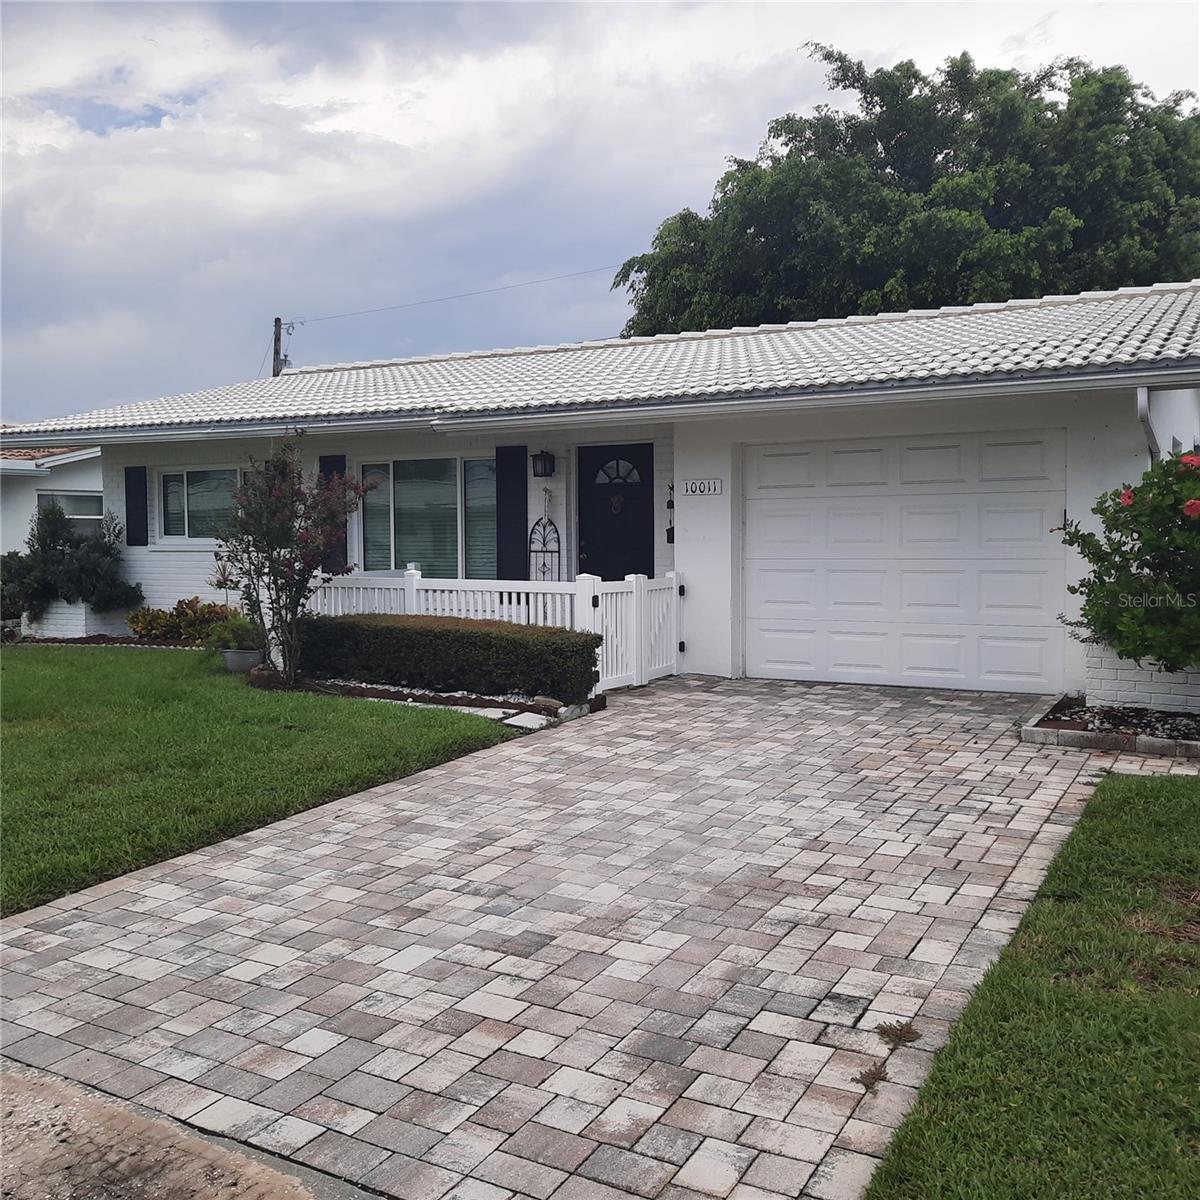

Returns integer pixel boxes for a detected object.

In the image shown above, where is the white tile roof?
[7,281,1200,439]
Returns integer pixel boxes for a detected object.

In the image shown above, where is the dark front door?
[577,443,655,581]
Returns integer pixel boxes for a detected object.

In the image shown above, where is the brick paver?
[3,677,1194,1200]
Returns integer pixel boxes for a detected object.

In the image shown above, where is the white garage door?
[743,429,1067,693]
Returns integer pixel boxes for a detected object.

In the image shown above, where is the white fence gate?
[309,570,684,693]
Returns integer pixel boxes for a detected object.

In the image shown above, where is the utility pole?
[271,316,283,377]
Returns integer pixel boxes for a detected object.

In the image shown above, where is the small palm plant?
[209,555,239,611]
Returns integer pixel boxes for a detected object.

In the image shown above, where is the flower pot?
[220,648,264,674]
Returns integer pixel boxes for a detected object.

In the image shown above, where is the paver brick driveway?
[2,678,1189,1200]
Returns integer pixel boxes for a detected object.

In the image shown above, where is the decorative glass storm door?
[576,443,654,581]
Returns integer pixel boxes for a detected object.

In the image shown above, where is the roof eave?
[0,459,45,475]
[431,361,1200,431]
[4,359,1199,447]
[36,446,102,466]
[0,414,440,449]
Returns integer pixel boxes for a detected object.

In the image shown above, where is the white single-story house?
[0,444,103,554]
[5,281,1199,696]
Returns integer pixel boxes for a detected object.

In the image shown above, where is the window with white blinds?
[463,459,497,579]
[361,457,497,577]
[159,469,237,539]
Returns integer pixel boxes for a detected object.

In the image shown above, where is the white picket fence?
[309,569,684,693]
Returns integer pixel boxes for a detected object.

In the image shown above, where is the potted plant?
[205,614,264,673]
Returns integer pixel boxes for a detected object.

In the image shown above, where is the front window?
[463,459,497,579]
[361,458,496,577]
[160,469,237,539]
[37,491,103,536]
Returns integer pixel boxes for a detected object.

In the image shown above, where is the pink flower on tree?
[1183,498,1200,518]
[1179,453,1200,469]
[1119,488,1134,507]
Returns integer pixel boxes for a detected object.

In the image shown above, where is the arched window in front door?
[594,458,642,485]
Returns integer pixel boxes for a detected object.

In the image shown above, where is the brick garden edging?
[8,639,201,650]
[1019,693,1200,758]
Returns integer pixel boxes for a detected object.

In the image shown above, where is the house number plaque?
[680,479,723,496]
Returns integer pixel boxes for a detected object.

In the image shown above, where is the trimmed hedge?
[298,614,603,705]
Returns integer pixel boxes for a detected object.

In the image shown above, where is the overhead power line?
[256,330,275,379]
[286,264,622,327]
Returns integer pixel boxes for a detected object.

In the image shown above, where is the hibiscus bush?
[1060,451,1200,672]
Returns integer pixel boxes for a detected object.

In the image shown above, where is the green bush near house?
[5,504,143,620]
[127,596,235,643]
[299,614,603,705]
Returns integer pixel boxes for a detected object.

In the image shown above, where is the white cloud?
[2,1,1196,422]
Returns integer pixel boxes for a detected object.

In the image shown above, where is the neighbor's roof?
[6,281,1200,442]
[0,431,87,460]
[0,446,76,460]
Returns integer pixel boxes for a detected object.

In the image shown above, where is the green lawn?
[0,647,509,915]
[866,772,1200,1200]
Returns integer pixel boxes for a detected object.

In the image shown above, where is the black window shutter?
[124,466,149,546]
[494,445,528,580]
[318,455,348,572]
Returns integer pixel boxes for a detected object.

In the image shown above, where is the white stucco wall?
[1,455,104,554]
[77,383,1163,695]
[1145,386,1200,457]
[101,426,675,609]
[671,387,1150,692]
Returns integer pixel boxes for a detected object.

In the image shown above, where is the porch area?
[309,570,685,694]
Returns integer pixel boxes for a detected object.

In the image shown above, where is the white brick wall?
[22,600,133,639]
[1085,643,1200,713]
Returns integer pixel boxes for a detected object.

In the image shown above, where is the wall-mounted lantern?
[666,482,675,544]
[531,449,556,478]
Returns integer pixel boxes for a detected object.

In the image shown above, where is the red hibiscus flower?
[1184,498,1200,519]
[1119,488,1134,507]
[1180,453,1200,469]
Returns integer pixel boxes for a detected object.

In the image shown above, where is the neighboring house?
[0,444,103,553]
[4,282,1200,695]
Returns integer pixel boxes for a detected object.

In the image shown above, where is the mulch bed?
[1038,694,1200,742]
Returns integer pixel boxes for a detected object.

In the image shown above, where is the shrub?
[7,505,143,620]
[1,552,28,621]
[204,614,262,652]
[220,440,364,684]
[1061,450,1200,672]
[170,597,234,642]
[299,615,603,705]
[127,597,233,643]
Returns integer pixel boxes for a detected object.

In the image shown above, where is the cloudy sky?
[3,1,1197,424]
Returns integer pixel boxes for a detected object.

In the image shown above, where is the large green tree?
[614,46,1200,335]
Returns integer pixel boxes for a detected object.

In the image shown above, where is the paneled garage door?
[743,430,1067,692]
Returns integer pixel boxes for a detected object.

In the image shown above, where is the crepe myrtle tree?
[218,440,364,683]
[1060,450,1200,673]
